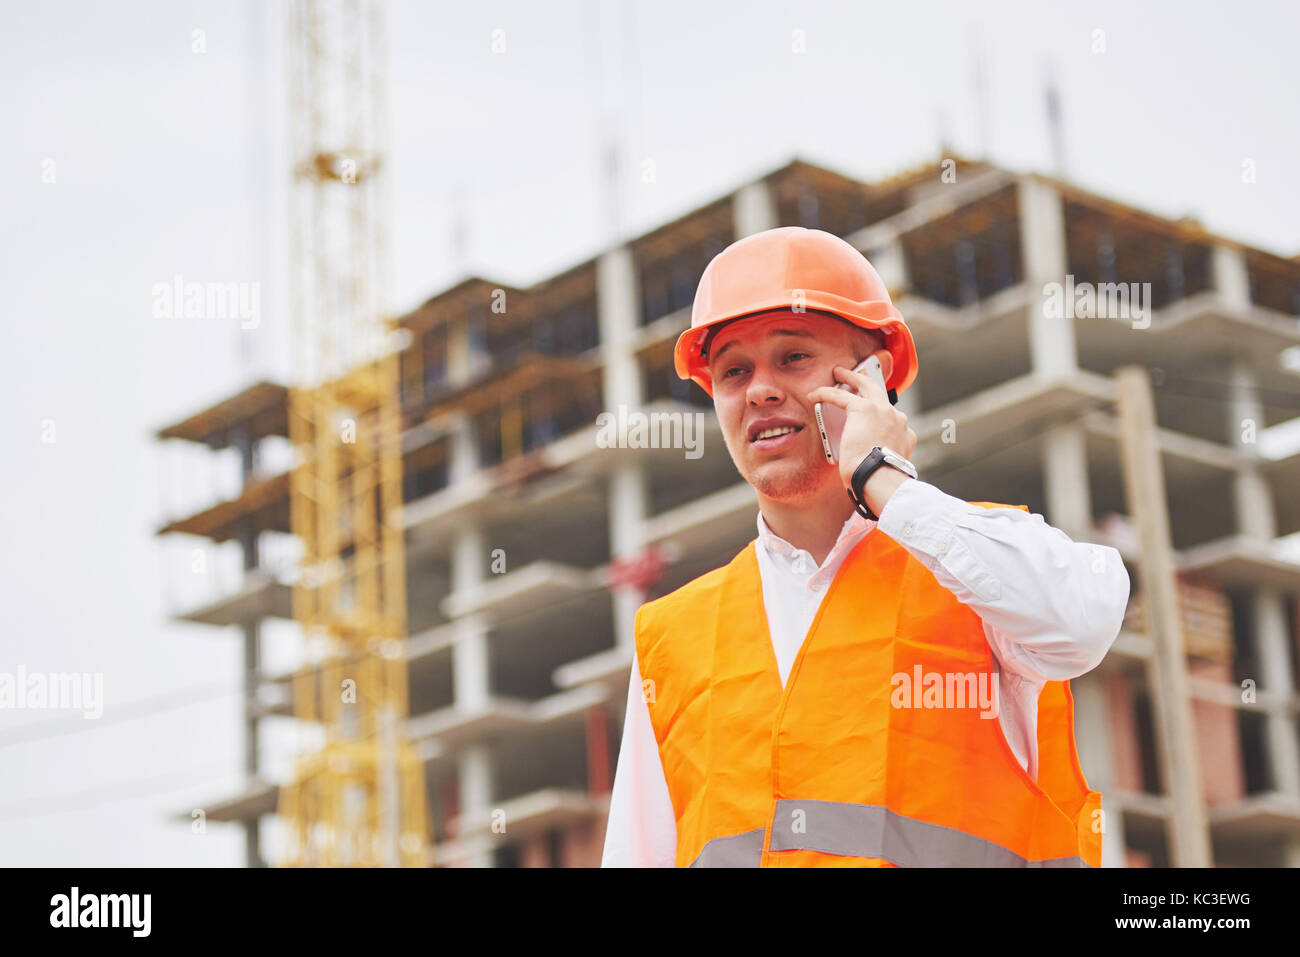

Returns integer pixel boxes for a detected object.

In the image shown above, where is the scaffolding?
[275,0,429,867]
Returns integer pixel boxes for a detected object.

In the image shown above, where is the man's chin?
[744,457,832,501]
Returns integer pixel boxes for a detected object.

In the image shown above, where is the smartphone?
[814,354,893,464]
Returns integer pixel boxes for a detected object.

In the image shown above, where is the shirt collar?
[755,507,873,564]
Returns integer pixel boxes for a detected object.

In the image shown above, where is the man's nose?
[745,364,786,405]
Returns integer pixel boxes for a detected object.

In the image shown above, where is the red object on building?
[605,544,669,595]
[440,776,460,839]
[586,706,611,795]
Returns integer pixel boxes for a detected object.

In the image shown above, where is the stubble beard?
[740,445,834,504]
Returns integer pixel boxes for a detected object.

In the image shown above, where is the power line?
[0,761,239,823]
[0,678,248,749]
[1149,371,1300,411]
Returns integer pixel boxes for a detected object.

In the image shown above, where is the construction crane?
[276,0,430,867]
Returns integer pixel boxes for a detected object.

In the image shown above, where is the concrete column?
[596,246,643,413]
[1212,245,1252,313]
[457,743,493,867]
[1043,423,1093,540]
[1255,590,1300,798]
[1018,177,1077,379]
[452,617,490,715]
[445,310,481,490]
[608,466,649,651]
[1233,466,1275,541]
[243,620,262,868]
[245,819,264,868]
[451,527,489,714]
[1225,362,1299,799]
[597,245,650,652]
[451,521,493,867]
[451,524,487,590]
[243,623,261,776]
[1071,673,1128,867]
[237,435,264,869]
[1229,363,1275,538]
[232,424,255,485]
[448,412,479,486]
[733,180,777,239]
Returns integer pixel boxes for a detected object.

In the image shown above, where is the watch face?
[879,449,917,478]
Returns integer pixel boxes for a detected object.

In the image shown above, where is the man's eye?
[722,366,744,379]
[784,352,811,362]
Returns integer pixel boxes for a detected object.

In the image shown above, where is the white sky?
[1,0,1298,865]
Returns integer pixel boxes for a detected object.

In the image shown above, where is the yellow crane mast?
[276,0,430,867]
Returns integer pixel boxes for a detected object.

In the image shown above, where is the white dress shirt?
[600,477,1130,867]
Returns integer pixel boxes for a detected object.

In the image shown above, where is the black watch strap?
[847,447,889,521]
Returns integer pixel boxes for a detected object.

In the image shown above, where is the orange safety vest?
[634,502,1103,868]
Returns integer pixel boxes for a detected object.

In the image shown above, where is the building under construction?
[155,156,1300,867]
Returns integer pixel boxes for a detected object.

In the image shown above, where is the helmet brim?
[673,293,918,399]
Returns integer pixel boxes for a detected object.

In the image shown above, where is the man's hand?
[806,361,917,492]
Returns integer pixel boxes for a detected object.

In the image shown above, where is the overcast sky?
[2,0,1298,865]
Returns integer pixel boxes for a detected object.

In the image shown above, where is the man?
[601,226,1130,867]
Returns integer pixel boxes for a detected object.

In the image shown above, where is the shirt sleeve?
[600,653,679,867]
[874,478,1130,683]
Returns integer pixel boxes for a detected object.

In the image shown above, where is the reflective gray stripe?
[689,828,765,867]
[769,799,1088,868]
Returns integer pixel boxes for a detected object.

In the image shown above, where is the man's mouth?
[751,425,804,447]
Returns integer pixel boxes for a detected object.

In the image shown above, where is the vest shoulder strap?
[635,544,750,654]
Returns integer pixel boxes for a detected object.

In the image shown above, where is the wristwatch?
[847,446,918,521]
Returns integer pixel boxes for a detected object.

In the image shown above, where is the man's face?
[707,311,873,503]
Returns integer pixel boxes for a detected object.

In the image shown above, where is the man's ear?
[874,346,894,384]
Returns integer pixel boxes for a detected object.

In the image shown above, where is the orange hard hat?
[673,226,918,399]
